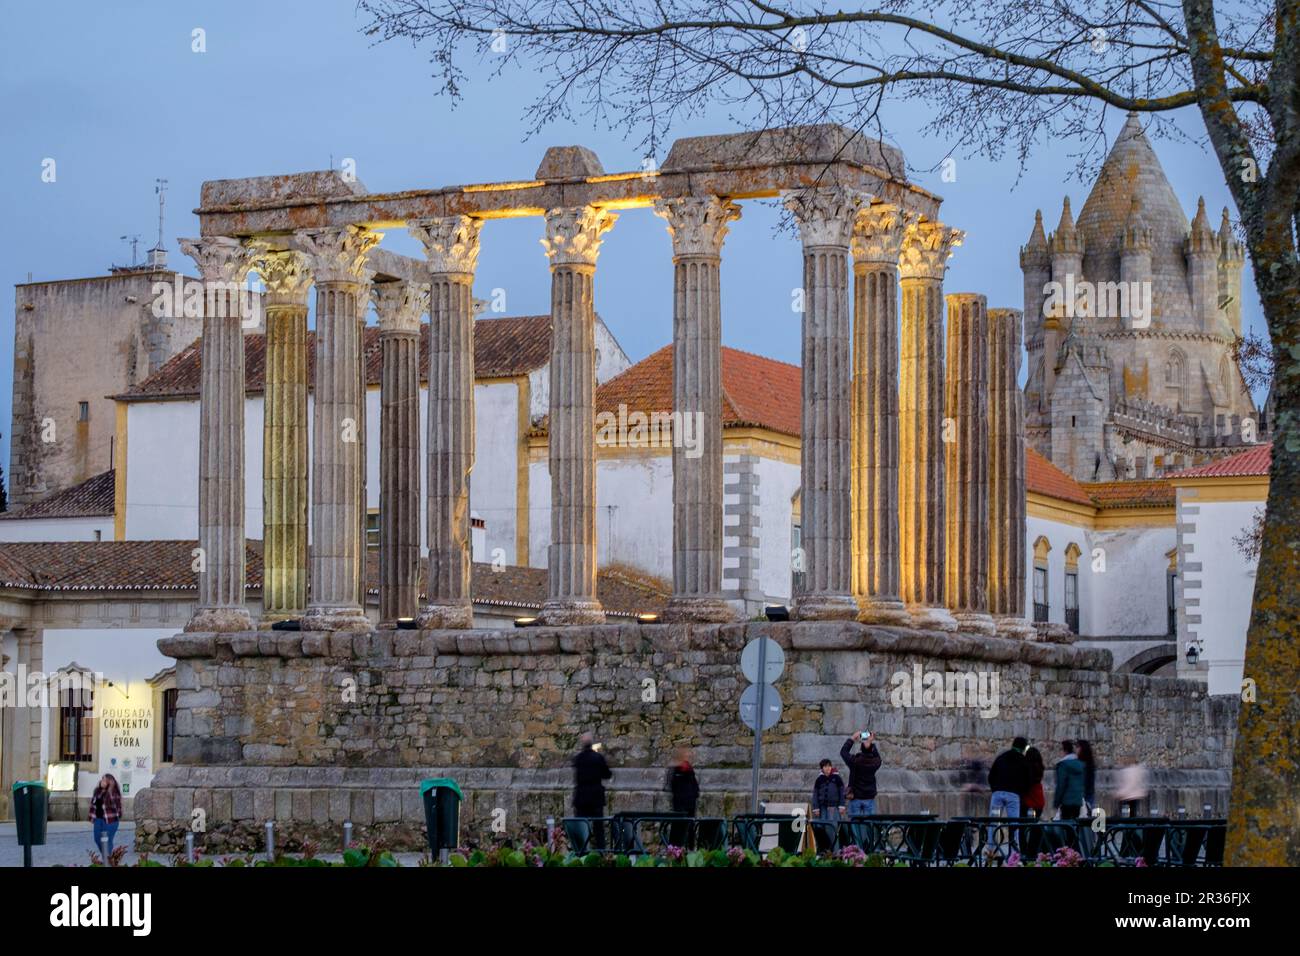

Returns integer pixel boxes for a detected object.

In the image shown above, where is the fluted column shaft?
[374,281,426,625]
[410,216,482,629]
[538,207,616,625]
[851,206,909,624]
[988,307,1033,636]
[180,237,256,632]
[945,293,996,633]
[654,197,741,622]
[785,188,863,620]
[254,249,312,621]
[295,226,381,632]
[898,221,963,630]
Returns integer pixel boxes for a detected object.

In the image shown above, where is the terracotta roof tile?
[1026,448,1093,506]
[1080,478,1175,509]
[0,470,115,520]
[0,540,664,616]
[563,344,801,439]
[1172,442,1272,479]
[115,316,554,401]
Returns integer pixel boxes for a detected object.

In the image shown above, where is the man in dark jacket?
[987,736,1030,819]
[573,733,613,847]
[840,732,883,816]
[1054,739,1086,820]
[665,746,700,816]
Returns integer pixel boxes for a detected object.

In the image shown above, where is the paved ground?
[0,821,432,867]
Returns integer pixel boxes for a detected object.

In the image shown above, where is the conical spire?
[1218,206,1245,262]
[1187,196,1216,255]
[1050,197,1083,255]
[1020,209,1050,267]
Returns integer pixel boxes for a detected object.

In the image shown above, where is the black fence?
[560,813,1227,867]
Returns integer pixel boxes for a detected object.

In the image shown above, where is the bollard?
[1202,803,1213,818]
[1121,804,1131,818]
[99,834,108,863]
[546,816,555,848]
[343,821,353,852]
[185,832,195,864]
[1176,805,1187,820]
[265,821,275,861]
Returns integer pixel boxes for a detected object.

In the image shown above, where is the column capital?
[290,225,382,285]
[899,220,964,280]
[850,204,911,266]
[541,206,617,268]
[372,280,429,335]
[178,236,258,284]
[783,187,868,249]
[652,196,741,259]
[409,215,483,276]
[249,246,313,303]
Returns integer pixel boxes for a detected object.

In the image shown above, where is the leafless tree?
[360,0,1298,865]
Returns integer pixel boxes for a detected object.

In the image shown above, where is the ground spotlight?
[764,604,790,622]
[514,616,540,628]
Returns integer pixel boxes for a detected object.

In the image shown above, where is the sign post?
[739,637,785,813]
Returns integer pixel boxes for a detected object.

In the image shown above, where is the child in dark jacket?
[812,759,846,821]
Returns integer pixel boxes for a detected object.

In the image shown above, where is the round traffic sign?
[741,637,786,684]
[739,683,783,731]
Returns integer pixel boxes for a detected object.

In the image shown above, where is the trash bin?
[12,781,48,866]
[420,778,463,858]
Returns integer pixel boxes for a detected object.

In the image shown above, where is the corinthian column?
[944,293,996,634]
[850,204,910,625]
[251,247,312,623]
[988,308,1035,638]
[179,236,257,632]
[653,196,741,623]
[293,225,381,632]
[785,187,863,621]
[898,221,962,631]
[539,206,617,625]
[373,280,427,626]
[409,215,483,629]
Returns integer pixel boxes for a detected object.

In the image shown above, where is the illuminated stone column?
[294,225,381,632]
[944,293,996,634]
[653,196,741,622]
[251,247,312,623]
[179,236,258,632]
[373,280,427,626]
[850,204,910,625]
[785,187,863,621]
[988,307,1035,638]
[898,221,962,631]
[409,216,482,629]
[539,205,617,625]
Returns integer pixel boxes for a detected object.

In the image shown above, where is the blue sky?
[0,1,1264,478]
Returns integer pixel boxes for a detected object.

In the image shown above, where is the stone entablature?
[133,620,1237,850]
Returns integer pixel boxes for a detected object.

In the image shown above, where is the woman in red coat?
[1023,747,1046,817]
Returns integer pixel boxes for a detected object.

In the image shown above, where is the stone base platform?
[134,621,1238,852]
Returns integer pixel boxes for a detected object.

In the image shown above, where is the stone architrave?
[784,187,864,621]
[179,236,259,632]
[850,204,911,625]
[538,206,617,625]
[898,220,963,631]
[373,280,428,626]
[292,225,382,632]
[988,307,1035,638]
[653,196,742,623]
[251,247,312,623]
[409,215,483,629]
[944,293,996,634]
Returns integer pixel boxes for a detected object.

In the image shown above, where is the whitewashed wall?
[471,381,522,564]
[1088,525,1175,636]
[753,456,801,603]
[0,515,114,543]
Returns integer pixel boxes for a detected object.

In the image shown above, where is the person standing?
[1076,739,1097,813]
[89,774,122,857]
[812,758,846,822]
[1023,747,1047,819]
[987,736,1030,819]
[840,732,883,817]
[1115,762,1148,817]
[1054,739,1085,821]
[665,746,700,816]
[573,733,613,848]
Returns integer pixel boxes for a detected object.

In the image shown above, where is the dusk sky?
[0,1,1263,477]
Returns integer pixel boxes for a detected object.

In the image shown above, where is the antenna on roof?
[146,178,169,269]
[120,234,142,266]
